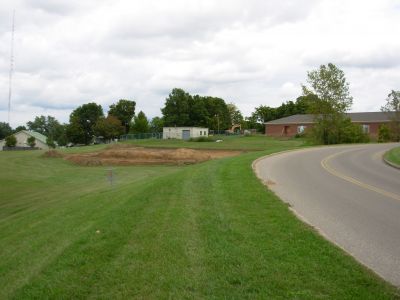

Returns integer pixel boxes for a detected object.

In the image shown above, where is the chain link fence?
[120,129,257,141]
[119,132,163,141]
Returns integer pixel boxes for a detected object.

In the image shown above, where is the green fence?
[120,132,163,141]
[209,130,241,136]
[120,130,249,141]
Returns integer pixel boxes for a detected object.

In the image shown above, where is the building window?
[297,125,306,134]
[362,124,370,134]
[200,131,202,136]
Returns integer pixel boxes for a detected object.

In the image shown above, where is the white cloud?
[0,0,399,127]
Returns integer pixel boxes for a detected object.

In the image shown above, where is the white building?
[0,130,49,151]
[163,127,209,140]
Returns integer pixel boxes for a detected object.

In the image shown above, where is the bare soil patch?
[65,145,241,166]
[42,150,64,158]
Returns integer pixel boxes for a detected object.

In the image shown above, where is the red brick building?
[265,112,394,138]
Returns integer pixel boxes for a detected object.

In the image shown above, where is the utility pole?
[8,10,15,125]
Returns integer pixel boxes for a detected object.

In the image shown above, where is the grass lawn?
[0,137,399,299]
[123,134,306,151]
[385,146,400,166]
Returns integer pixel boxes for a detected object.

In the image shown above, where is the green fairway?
[385,146,400,166]
[0,138,398,299]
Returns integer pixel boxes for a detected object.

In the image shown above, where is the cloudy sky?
[1,0,400,127]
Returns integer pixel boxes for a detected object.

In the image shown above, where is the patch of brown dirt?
[65,146,241,166]
[42,150,64,158]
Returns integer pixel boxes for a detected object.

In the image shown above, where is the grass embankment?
[385,146,400,167]
[0,137,398,298]
[124,135,302,151]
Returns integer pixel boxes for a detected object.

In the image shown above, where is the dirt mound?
[42,150,64,158]
[65,147,240,166]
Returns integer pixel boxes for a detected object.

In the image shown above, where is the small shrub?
[339,120,370,144]
[46,137,56,149]
[378,124,391,143]
[42,150,63,158]
[294,132,307,139]
[5,135,17,147]
[189,136,215,142]
[27,136,36,148]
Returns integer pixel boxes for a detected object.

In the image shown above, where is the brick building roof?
[265,112,395,125]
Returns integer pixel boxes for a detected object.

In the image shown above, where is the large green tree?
[149,116,164,133]
[248,106,276,132]
[227,103,244,126]
[65,122,85,145]
[108,99,136,133]
[381,90,400,141]
[303,63,353,113]
[189,95,209,127]
[203,96,231,131]
[161,88,191,126]
[130,111,150,133]
[0,122,13,139]
[302,63,354,144]
[161,88,232,130]
[94,115,125,140]
[27,116,47,134]
[26,115,65,143]
[67,103,104,144]
[248,97,312,132]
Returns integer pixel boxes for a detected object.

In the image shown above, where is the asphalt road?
[254,143,400,286]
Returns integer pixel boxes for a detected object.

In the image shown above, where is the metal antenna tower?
[7,10,15,125]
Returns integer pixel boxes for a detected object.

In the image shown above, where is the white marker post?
[107,168,114,186]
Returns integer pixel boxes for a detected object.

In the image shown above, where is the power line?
[8,10,15,125]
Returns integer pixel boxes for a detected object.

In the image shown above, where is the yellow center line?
[321,149,400,202]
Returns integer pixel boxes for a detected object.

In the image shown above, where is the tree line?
[0,99,136,146]
[0,90,235,146]
[1,63,399,146]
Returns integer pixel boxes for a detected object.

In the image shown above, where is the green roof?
[21,130,48,144]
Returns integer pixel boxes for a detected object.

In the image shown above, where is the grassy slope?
[123,135,301,151]
[385,146,400,166]
[0,138,398,299]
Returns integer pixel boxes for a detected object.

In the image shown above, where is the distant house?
[265,112,394,138]
[0,130,49,151]
[163,127,209,140]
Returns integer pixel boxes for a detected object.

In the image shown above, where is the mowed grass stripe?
[0,151,182,299]
[1,139,399,299]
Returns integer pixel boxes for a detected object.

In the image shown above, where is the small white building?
[0,130,49,151]
[163,127,209,140]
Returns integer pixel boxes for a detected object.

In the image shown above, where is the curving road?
[254,143,400,286]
